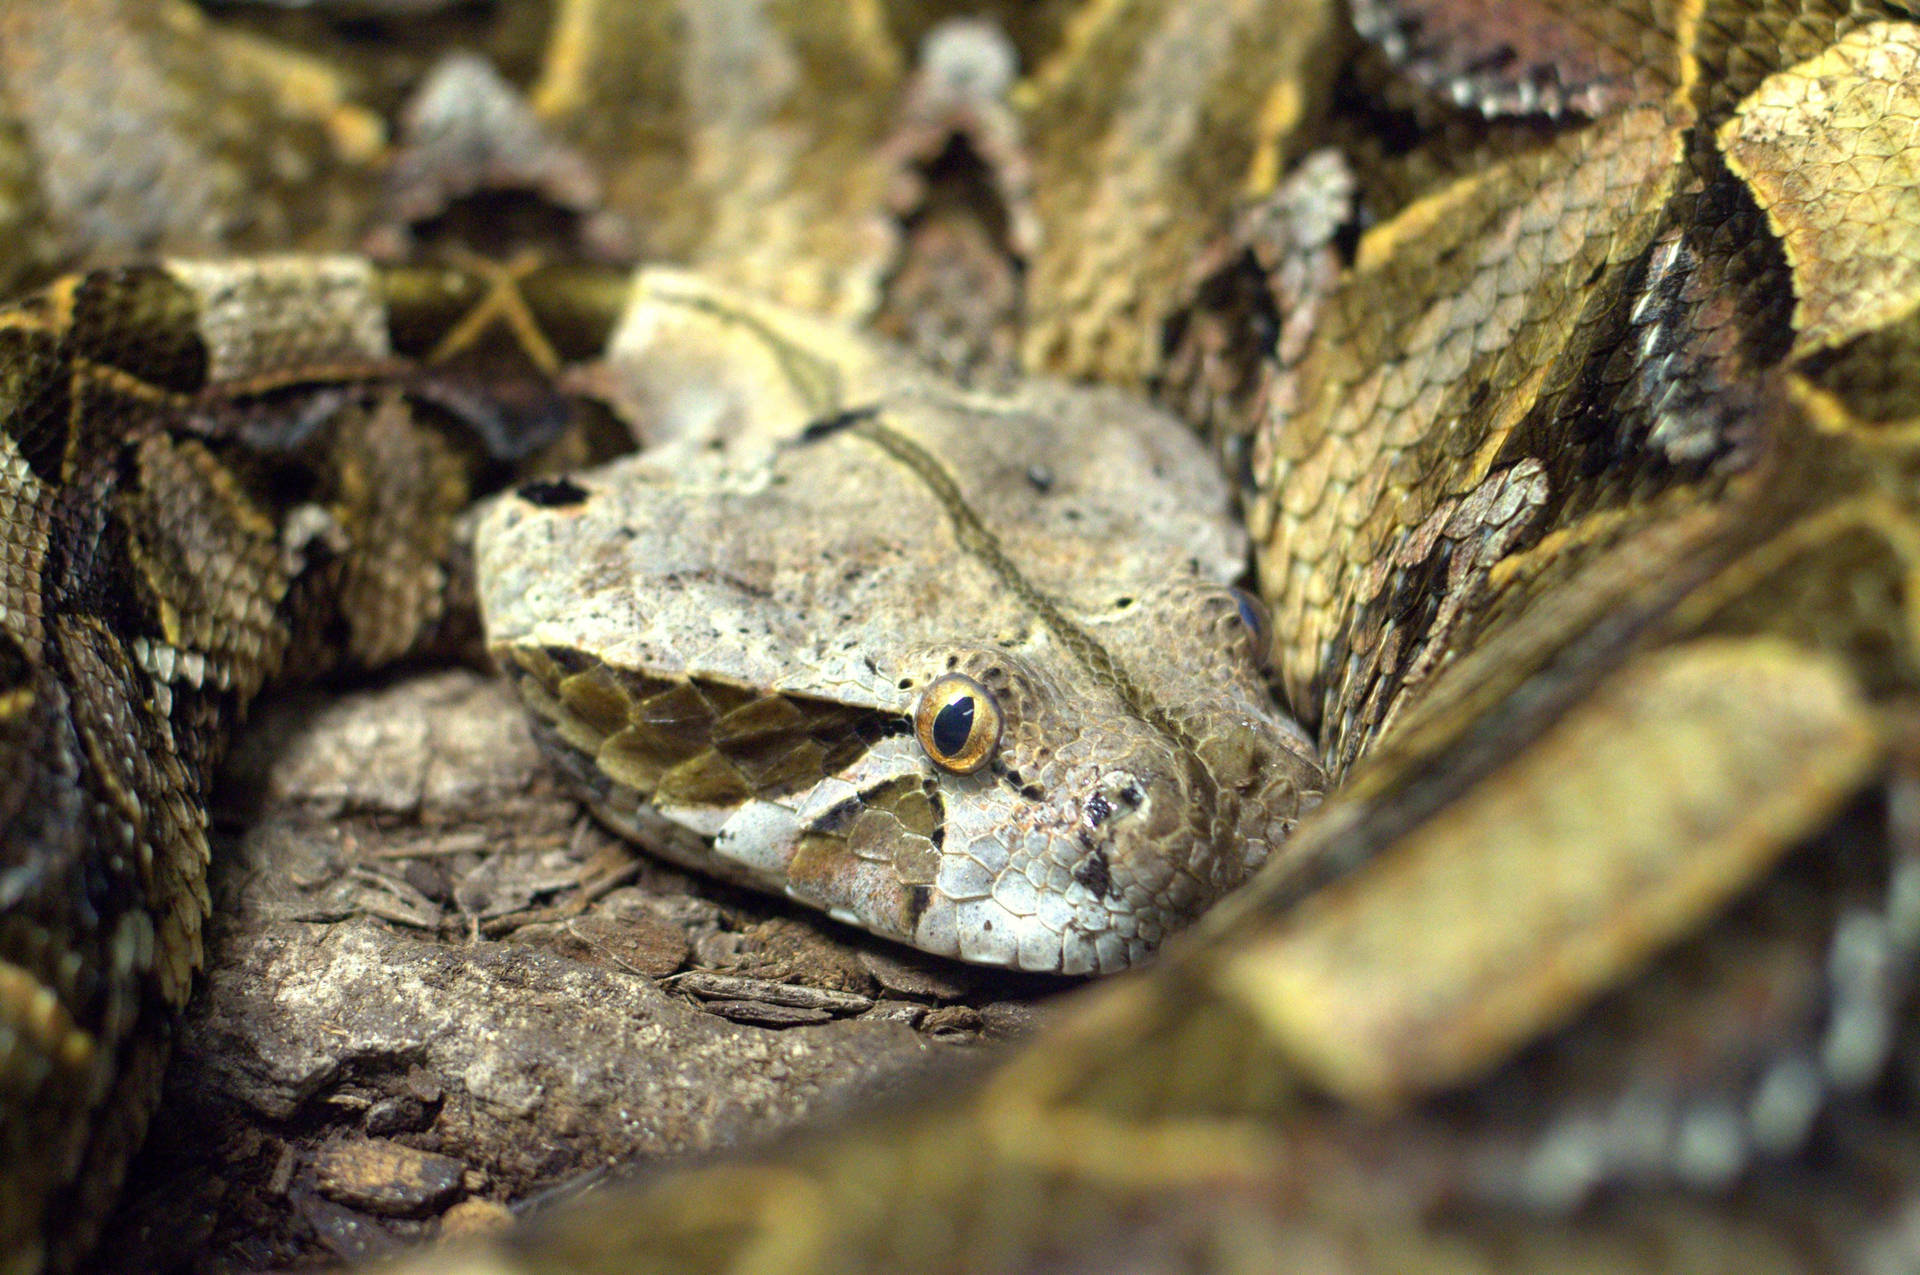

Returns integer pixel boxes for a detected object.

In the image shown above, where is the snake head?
[479,270,1324,975]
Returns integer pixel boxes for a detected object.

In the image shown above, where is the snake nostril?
[1085,791,1113,827]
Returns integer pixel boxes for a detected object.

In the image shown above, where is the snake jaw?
[503,627,1293,975]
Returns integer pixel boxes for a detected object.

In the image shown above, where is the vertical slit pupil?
[932,696,975,757]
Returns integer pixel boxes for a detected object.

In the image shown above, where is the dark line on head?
[799,405,882,443]
[843,415,1220,802]
[673,298,1225,830]
[669,291,845,418]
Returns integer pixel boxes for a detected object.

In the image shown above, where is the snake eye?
[913,673,1002,774]
[1229,587,1273,671]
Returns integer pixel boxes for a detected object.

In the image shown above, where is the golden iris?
[913,673,1002,774]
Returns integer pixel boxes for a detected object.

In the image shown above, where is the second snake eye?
[1229,587,1273,672]
[913,673,1003,774]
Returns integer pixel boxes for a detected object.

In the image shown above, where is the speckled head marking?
[479,270,1323,973]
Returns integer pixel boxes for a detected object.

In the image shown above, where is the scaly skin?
[0,1,1915,1271]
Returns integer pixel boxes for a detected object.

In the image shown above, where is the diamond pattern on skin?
[1252,101,1688,743]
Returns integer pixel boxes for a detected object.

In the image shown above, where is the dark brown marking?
[69,269,209,393]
